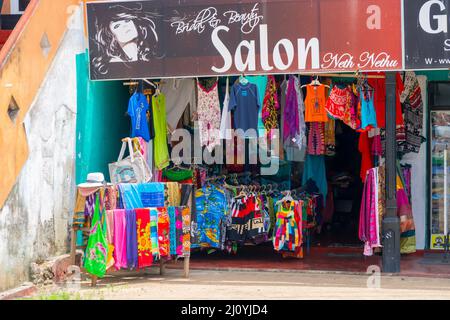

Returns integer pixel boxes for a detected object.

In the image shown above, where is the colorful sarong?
[158,207,170,258]
[181,207,191,257]
[113,209,127,270]
[135,209,153,268]
[149,208,159,258]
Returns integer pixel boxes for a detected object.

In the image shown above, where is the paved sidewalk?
[28,269,450,300]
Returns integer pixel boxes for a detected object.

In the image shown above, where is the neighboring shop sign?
[431,234,447,250]
[86,0,402,80]
[404,0,450,69]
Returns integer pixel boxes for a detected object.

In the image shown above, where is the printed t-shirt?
[152,93,170,170]
[128,92,151,142]
[229,82,260,136]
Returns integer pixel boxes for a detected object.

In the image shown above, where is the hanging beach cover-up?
[84,193,109,278]
[135,208,153,268]
[262,75,280,139]
[397,165,416,254]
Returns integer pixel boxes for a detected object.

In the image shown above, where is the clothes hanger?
[143,79,157,89]
[237,185,247,197]
[301,75,330,88]
[239,73,249,85]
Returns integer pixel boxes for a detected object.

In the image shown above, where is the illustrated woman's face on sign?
[91,4,163,77]
[109,19,138,44]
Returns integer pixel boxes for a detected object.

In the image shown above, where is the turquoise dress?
[360,88,378,130]
[247,75,268,136]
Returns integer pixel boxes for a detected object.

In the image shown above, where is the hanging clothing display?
[194,184,229,249]
[325,85,350,120]
[247,75,268,136]
[219,77,232,140]
[77,69,429,280]
[149,208,159,258]
[229,81,260,135]
[166,182,181,207]
[83,194,109,278]
[113,209,127,270]
[273,200,303,252]
[359,167,381,256]
[283,76,300,146]
[359,132,373,182]
[293,76,307,149]
[157,207,171,258]
[152,93,170,170]
[395,73,406,145]
[359,88,378,130]
[160,78,196,131]
[306,122,325,155]
[302,155,327,205]
[105,210,115,269]
[368,72,386,129]
[135,208,153,268]
[342,85,360,130]
[305,84,329,123]
[324,117,336,156]
[197,80,222,151]
[126,209,138,269]
[127,92,151,142]
[138,182,165,207]
[397,164,416,254]
[261,75,280,138]
[398,71,425,155]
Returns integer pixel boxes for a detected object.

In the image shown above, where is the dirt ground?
[28,268,450,300]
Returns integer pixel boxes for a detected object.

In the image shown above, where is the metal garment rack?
[299,73,386,79]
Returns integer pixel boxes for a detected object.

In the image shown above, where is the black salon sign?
[85,0,402,80]
[404,0,450,69]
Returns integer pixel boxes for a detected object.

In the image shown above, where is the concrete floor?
[183,246,450,278]
[32,268,450,300]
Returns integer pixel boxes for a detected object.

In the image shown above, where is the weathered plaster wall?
[0,7,84,292]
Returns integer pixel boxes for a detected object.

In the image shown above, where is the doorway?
[313,120,364,248]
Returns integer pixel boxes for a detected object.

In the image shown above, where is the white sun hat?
[77,172,106,188]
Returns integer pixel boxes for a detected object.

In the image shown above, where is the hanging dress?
[152,93,170,170]
[261,75,280,139]
[359,88,378,130]
[325,85,350,120]
[304,84,329,123]
[219,77,232,140]
[273,201,302,252]
[197,80,222,152]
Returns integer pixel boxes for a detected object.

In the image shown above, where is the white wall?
[0,6,84,291]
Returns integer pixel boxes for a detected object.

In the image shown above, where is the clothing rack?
[123,79,166,86]
[205,171,253,182]
[70,181,193,287]
[299,73,385,79]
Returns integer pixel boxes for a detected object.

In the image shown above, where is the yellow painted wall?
[0,0,81,207]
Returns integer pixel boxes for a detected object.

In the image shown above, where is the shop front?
[72,0,449,282]
[404,0,450,252]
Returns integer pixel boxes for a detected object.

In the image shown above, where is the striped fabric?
[168,207,177,256]
[149,208,159,258]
